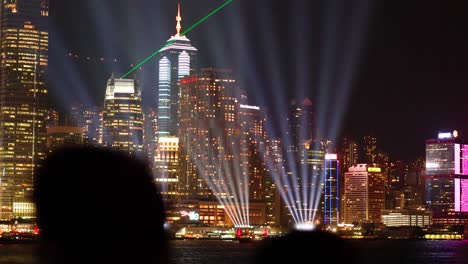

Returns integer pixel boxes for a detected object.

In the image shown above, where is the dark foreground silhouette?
[34,146,169,264]
[254,229,358,264]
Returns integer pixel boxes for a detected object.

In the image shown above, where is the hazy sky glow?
[49,0,468,160]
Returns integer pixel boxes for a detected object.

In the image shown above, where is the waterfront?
[1,239,468,264]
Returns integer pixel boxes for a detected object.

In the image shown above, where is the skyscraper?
[239,104,268,202]
[340,137,359,170]
[361,135,377,164]
[144,109,158,170]
[154,137,179,201]
[324,154,339,225]
[0,0,49,219]
[103,77,143,157]
[426,130,468,224]
[286,98,315,154]
[344,164,385,224]
[158,4,197,137]
[178,68,238,199]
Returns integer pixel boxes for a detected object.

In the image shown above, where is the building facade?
[103,77,143,157]
[154,136,179,201]
[324,154,339,225]
[178,68,239,200]
[0,0,49,219]
[426,131,468,224]
[46,126,84,152]
[344,164,385,224]
[157,4,197,137]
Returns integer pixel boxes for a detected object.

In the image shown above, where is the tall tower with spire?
[157,4,197,137]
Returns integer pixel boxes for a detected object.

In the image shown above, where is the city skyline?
[47,0,468,161]
[1,1,468,248]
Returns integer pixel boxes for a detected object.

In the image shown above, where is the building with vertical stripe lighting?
[426,130,468,224]
[157,4,197,137]
[324,153,339,225]
[0,0,49,219]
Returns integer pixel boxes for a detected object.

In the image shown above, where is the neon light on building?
[324,155,339,225]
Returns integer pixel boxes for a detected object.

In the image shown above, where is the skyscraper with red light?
[178,68,238,199]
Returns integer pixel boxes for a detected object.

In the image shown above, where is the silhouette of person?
[254,229,358,264]
[34,146,169,264]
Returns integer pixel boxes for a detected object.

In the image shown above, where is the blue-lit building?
[157,4,197,137]
[324,154,339,225]
[426,130,468,224]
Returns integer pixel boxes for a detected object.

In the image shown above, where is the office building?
[426,130,468,224]
[103,77,143,157]
[324,153,339,225]
[46,126,84,152]
[344,164,385,224]
[178,68,238,200]
[154,137,179,201]
[0,0,49,219]
[157,4,197,137]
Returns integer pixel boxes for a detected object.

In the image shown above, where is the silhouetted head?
[255,229,357,264]
[34,146,168,264]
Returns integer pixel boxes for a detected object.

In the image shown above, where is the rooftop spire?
[176,3,182,36]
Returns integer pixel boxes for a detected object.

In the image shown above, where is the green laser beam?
[120,0,233,79]
[121,41,175,79]
[182,0,233,35]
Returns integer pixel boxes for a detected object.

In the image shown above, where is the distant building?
[239,104,268,202]
[340,137,359,170]
[46,126,85,152]
[324,154,339,225]
[154,137,179,201]
[382,209,432,227]
[178,68,238,200]
[426,130,468,224]
[0,0,49,219]
[286,98,315,154]
[157,4,197,137]
[144,109,158,171]
[265,138,283,226]
[361,135,377,164]
[344,164,385,224]
[103,77,143,157]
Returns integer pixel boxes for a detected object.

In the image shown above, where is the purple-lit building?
[426,130,468,224]
[324,154,339,225]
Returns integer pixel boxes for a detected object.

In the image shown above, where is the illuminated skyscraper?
[103,77,143,157]
[340,137,359,170]
[0,0,49,219]
[158,4,197,137]
[266,138,283,225]
[68,104,102,146]
[344,164,385,224]
[178,68,238,199]
[304,141,325,222]
[324,154,339,225]
[361,135,377,164]
[426,130,468,224]
[144,109,158,170]
[154,137,179,201]
[286,98,315,154]
[239,104,268,202]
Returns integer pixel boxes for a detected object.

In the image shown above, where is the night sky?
[48,0,468,161]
